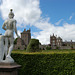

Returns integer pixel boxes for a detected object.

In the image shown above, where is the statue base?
[0,63,21,75]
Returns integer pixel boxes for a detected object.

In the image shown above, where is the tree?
[46,46,51,50]
[14,38,18,44]
[26,39,39,52]
[56,46,59,49]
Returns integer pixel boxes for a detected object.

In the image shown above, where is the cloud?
[14,30,21,38]
[0,0,42,26]
[33,19,75,44]
[55,19,63,25]
[1,0,75,45]
[69,13,75,20]
[69,16,72,20]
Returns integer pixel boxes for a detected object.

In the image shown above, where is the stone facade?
[14,29,31,50]
[50,34,75,49]
[39,45,47,50]
[50,34,62,47]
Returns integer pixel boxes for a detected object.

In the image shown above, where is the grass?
[12,49,75,54]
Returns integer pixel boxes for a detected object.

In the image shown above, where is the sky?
[0,0,75,44]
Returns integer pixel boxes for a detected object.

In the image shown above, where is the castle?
[14,29,75,50]
[14,29,31,50]
[50,34,75,49]
[50,34,62,47]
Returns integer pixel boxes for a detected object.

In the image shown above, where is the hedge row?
[12,53,75,75]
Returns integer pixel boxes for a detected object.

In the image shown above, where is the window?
[52,40,55,45]
[58,43,59,45]
[59,40,60,42]
[53,40,55,42]
[57,40,58,42]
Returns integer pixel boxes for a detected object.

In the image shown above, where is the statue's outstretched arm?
[2,22,6,30]
[13,21,19,38]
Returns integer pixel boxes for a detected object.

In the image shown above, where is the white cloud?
[55,19,63,25]
[33,19,75,44]
[1,0,75,45]
[14,30,21,38]
[0,0,42,26]
[69,16,72,20]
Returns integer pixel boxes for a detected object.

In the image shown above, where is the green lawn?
[12,49,75,54]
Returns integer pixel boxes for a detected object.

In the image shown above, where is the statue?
[1,9,19,63]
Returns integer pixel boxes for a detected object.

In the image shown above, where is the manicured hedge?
[26,39,39,52]
[12,53,75,75]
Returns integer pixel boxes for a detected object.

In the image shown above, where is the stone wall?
[51,46,72,50]
[14,45,26,50]
[39,45,47,50]
[59,46,71,49]
[39,45,74,50]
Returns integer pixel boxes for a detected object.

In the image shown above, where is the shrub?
[14,38,18,44]
[26,39,39,52]
[71,45,73,49]
[43,48,45,50]
[18,47,20,50]
[56,46,59,49]
[46,46,51,50]
[12,53,75,75]
[24,47,26,50]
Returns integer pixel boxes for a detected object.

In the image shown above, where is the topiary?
[26,39,39,52]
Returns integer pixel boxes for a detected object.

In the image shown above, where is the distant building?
[50,33,75,49]
[62,40,75,47]
[21,29,31,46]
[14,29,31,50]
[50,34,62,47]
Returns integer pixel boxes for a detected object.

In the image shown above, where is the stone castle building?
[50,34,75,49]
[14,30,75,50]
[14,29,31,50]
[50,34,62,47]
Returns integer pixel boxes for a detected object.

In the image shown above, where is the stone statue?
[1,9,19,63]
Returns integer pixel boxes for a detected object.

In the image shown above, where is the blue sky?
[0,0,75,44]
[40,0,75,24]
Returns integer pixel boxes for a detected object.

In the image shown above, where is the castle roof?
[21,29,31,34]
[57,37,62,40]
[50,33,56,38]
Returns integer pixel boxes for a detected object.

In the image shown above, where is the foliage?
[56,46,59,49]
[43,48,45,50]
[46,46,51,50]
[26,39,39,52]
[14,38,18,44]
[12,53,75,75]
[71,45,73,49]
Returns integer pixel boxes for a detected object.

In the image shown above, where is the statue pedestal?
[0,63,21,75]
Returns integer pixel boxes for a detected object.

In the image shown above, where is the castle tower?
[21,29,31,46]
[50,33,57,46]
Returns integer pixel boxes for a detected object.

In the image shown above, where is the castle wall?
[14,45,25,50]
[14,29,31,50]
[59,46,71,49]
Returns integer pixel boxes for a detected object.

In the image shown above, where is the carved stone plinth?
[0,63,21,75]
